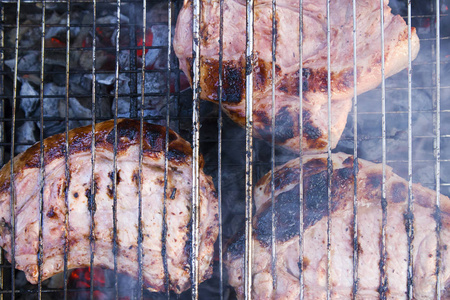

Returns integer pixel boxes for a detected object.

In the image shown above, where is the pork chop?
[0,119,218,293]
[225,153,450,299]
[174,0,420,153]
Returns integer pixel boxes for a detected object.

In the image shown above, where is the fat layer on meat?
[174,0,420,153]
[225,153,450,299]
[0,119,219,294]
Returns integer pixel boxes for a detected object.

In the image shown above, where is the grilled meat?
[174,0,420,153]
[0,119,219,294]
[225,153,450,299]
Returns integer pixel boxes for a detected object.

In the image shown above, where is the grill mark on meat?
[254,59,271,91]
[234,165,354,253]
[170,188,177,199]
[46,206,56,218]
[0,120,193,194]
[107,170,122,199]
[203,58,245,104]
[263,166,301,195]
[254,110,270,128]
[367,172,382,189]
[0,218,11,234]
[85,188,96,213]
[274,106,295,143]
[131,169,140,187]
[255,106,296,145]
[302,110,322,141]
[390,182,407,203]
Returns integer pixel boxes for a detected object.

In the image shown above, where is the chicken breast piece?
[225,153,450,299]
[174,0,420,153]
[0,119,218,294]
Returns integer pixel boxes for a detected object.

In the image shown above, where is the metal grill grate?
[0,0,449,299]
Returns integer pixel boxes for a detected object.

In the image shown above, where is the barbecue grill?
[0,0,449,298]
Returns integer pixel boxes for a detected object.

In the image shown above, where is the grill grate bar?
[9,0,21,298]
[88,0,98,298]
[325,0,333,299]
[351,0,359,297]
[0,3,4,298]
[62,0,71,299]
[298,0,304,299]
[434,0,442,297]
[137,0,147,298]
[191,0,202,294]
[162,0,173,296]
[111,1,122,298]
[378,0,388,297]
[244,0,254,296]
[37,1,47,298]
[270,0,277,293]
[406,1,415,298]
[218,0,224,295]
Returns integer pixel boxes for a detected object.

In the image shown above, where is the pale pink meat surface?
[174,0,420,153]
[0,119,219,294]
[225,153,450,299]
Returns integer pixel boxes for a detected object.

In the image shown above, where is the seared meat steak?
[225,153,450,299]
[174,0,420,153]
[0,119,218,293]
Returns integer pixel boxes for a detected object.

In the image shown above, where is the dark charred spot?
[303,111,322,141]
[336,167,353,181]
[170,188,177,200]
[343,156,354,166]
[254,59,271,91]
[264,166,300,194]
[274,106,295,144]
[304,68,327,93]
[132,169,140,187]
[367,172,382,189]
[107,170,121,198]
[302,257,310,270]
[357,241,363,254]
[46,206,56,218]
[86,188,96,213]
[254,110,270,127]
[167,148,188,163]
[199,58,245,104]
[278,86,288,93]
[106,120,139,150]
[0,218,11,232]
[303,158,327,174]
[226,227,245,259]
[391,182,407,203]
[107,186,113,199]
[144,130,164,152]
[117,170,122,184]
[73,192,79,198]
[222,63,244,103]
[255,187,301,244]
[303,172,331,226]
[255,171,330,245]
[302,68,311,92]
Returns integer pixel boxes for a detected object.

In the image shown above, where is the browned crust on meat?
[0,119,199,195]
[192,57,360,105]
[227,153,450,259]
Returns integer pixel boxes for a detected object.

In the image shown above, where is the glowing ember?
[137,29,154,57]
[68,268,107,299]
